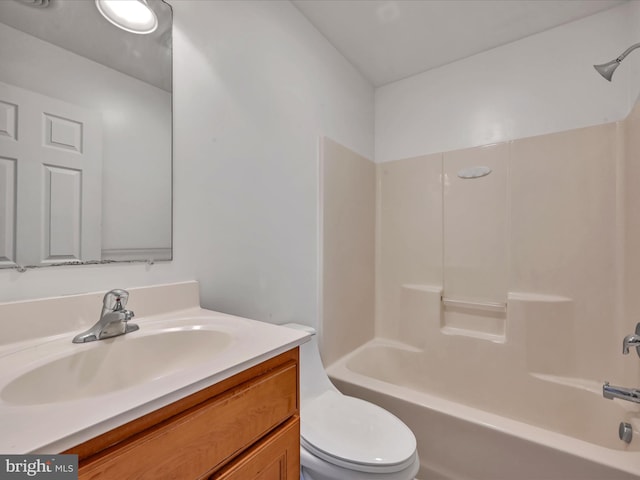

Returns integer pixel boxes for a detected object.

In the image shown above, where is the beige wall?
[376,154,442,344]
[623,102,640,383]
[374,109,639,385]
[323,102,640,389]
[510,123,619,380]
[321,138,375,365]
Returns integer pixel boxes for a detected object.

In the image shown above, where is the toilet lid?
[301,391,417,474]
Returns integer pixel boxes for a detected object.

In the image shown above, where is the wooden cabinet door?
[212,417,300,480]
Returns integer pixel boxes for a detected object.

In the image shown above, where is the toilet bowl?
[284,324,419,480]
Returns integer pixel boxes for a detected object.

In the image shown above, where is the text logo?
[0,455,77,479]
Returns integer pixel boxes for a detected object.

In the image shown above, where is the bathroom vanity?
[0,282,308,480]
[66,348,300,479]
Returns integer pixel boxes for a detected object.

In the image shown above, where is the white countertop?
[0,283,309,454]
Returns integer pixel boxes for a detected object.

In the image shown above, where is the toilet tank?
[281,323,338,402]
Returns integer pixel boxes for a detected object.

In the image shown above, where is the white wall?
[0,1,374,334]
[0,23,172,254]
[171,0,373,326]
[375,1,640,162]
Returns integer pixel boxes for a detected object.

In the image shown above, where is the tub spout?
[603,382,640,404]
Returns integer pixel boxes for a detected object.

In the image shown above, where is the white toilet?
[284,324,419,480]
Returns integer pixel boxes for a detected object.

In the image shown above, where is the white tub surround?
[320,137,376,365]
[0,281,309,454]
[321,92,640,478]
[372,108,640,383]
[329,342,640,480]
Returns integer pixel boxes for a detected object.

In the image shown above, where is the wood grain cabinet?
[65,349,300,480]
[211,418,299,480]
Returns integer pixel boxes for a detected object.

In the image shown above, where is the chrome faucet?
[72,289,138,343]
[623,323,640,356]
[603,322,640,405]
[603,382,640,404]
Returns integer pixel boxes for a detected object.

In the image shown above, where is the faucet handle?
[622,322,640,357]
[103,289,129,311]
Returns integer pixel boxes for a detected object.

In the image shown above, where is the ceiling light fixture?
[95,0,158,35]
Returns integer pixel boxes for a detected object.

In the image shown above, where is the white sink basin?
[1,328,232,405]
[0,289,309,456]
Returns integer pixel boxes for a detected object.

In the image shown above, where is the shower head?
[594,42,640,81]
[594,59,620,82]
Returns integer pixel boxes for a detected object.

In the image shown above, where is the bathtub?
[327,339,640,480]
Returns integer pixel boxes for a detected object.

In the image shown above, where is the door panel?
[0,81,102,266]
[0,156,16,265]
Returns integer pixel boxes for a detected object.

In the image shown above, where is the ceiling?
[0,0,628,91]
[0,0,172,91]
[292,0,629,87]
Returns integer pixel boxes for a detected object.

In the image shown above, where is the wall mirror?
[0,0,172,270]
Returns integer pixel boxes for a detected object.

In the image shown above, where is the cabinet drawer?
[211,416,299,480]
[79,362,298,479]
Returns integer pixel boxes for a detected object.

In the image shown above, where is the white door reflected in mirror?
[0,0,172,269]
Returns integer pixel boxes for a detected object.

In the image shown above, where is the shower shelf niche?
[441,297,507,313]
[440,297,507,342]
